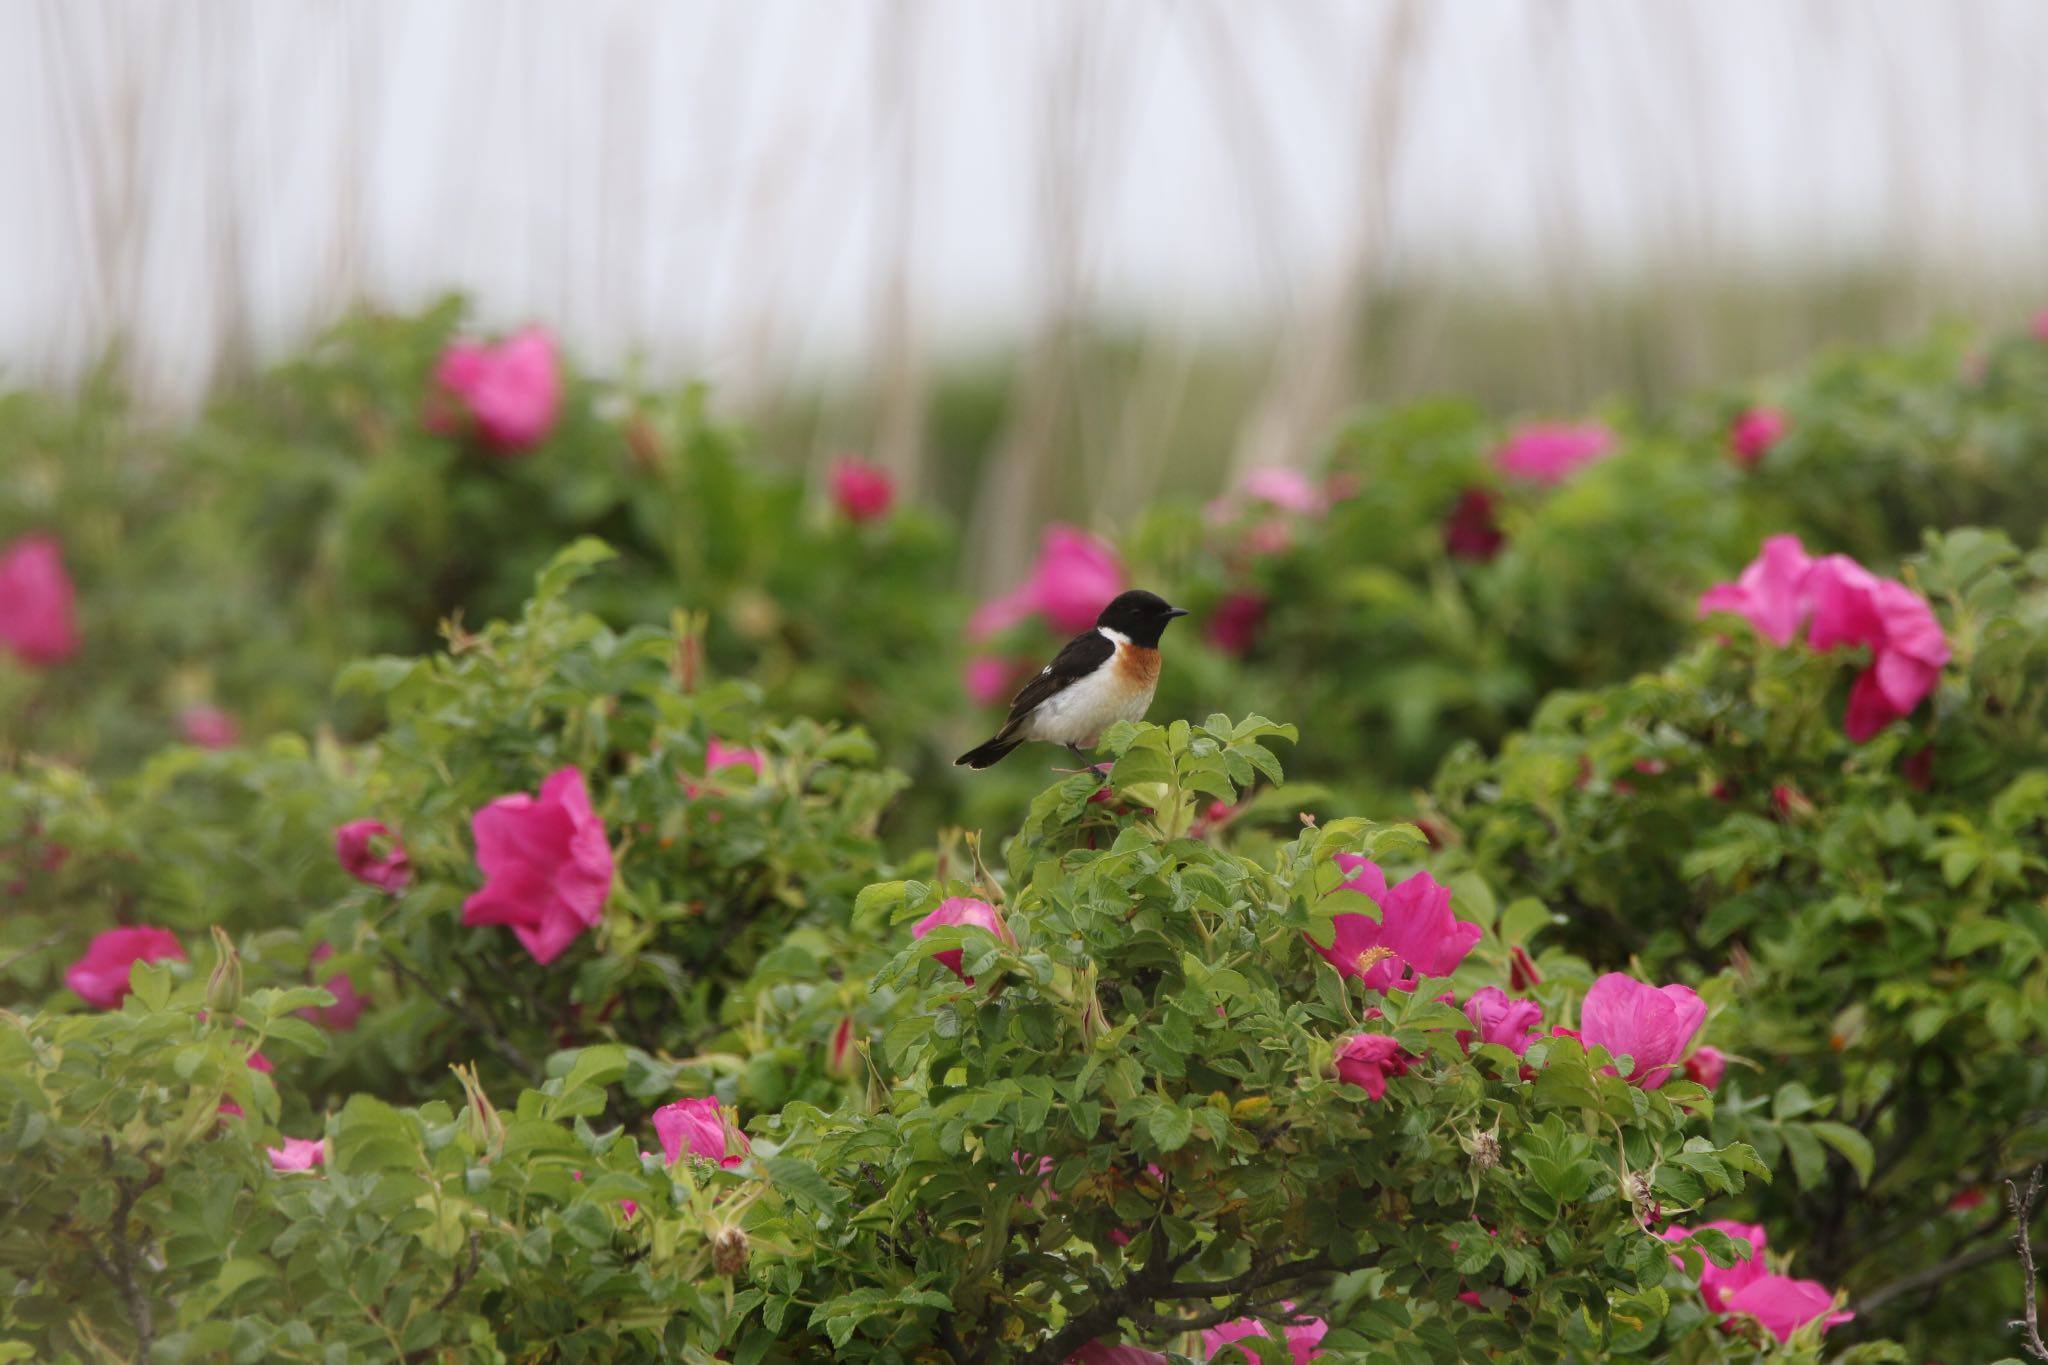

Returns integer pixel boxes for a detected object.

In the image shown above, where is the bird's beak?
[1165,606,1189,618]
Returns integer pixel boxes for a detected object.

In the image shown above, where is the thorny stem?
[2011,1167,2048,1363]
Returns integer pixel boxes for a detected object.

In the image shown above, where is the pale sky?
[2,0,2044,400]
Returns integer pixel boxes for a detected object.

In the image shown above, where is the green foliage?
[1431,527,2048,1356]
[1139,328,2048,807]
[9,304,2048,1362]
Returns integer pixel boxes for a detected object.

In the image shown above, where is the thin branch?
[1847,1232,2011,1316]
[82,1147,164,1358]
[383,952,542,1086]
[434,1230,483,1311]
[2011,1167,2048,1363]
[1018,1248,1342,1365]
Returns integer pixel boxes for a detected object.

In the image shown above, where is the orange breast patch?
[1115,643,1161,689]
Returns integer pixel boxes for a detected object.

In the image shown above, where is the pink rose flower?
[1805,556,1949,740]
[1728,406,1787,466]
[1443,488,1505,562]
[653,1096,749,1169]
[179,705,239,749]
[1334,1033,1410,1100]
[1205,591,1266,657]
[1684,1045,1726,1090]
[969,525,1125,639]
[267,1136,327,1173]
[2033,308,2048,343]
[1578,973,1707,1089]
[302,943,368,1031]
[1310,856,1482,992]
[1460,986,1543,1055]
[1722,1273,1853,1343]
[428,327,561,454]
[461,767,614,966]
[705,738,763,779]
[964,655,1026,706]
[1238,467,1325,516]
[912,896,1015,984]
[334,819,411,893]
[0,534,81,666]
[1203,1304,1328,1362]
[1662,1220,1767,1312]
[66,926,186,1009]
[1697,534,1814,647]
[828,455,895,522]
[1493,422,1616,485]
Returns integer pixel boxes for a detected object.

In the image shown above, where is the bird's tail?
[955,732,1023,769]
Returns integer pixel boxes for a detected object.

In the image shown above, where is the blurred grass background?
[5,1,2046,587]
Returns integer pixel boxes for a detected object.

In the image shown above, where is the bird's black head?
[1096,589,1188,647]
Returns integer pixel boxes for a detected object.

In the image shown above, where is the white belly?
[1017,666,1157,747]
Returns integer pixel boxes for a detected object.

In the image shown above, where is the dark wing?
[998,629,1115,730]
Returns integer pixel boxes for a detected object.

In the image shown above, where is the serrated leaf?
[1806,1121,1874,1186]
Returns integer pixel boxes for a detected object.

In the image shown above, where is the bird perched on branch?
[955,590,1188,770]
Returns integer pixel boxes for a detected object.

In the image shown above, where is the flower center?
[1353,945,1398,976]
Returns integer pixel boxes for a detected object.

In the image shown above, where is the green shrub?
[1431,527,2048,1356]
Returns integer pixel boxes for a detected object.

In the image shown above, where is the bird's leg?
[1051,741,1096,775]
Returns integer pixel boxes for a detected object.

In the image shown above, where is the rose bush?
[7,706,1879,1362]
[1429,526,2048,1357]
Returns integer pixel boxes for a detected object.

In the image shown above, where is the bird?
[956,589,1189,769]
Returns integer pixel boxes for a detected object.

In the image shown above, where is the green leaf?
[533,537,618,599]
[1807,1121,1875,1186]
[1146,1102,1194,1153]
[763,1155,844,1212]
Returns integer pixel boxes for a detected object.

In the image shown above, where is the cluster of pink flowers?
[0,534,81,667]
[1493,421,1615,485]
[1311,858,1718,1109]
[1662,1220,1853,1343]
[1199,467,1353,657]
[828,455,895,522]
[1699,534,1950,740]
[426,327,562,454]
[912,896,1015,985]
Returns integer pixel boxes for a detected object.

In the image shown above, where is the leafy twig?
[2011,1167,2048,1362]
[83,1145,165,1359]
[434,1230,483,1310]
[384,952,542,1085]
[1847,1229,2013,1317]
[1017,1247,1341,1365]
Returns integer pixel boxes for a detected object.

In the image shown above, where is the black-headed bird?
[955,589,1188,769]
